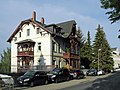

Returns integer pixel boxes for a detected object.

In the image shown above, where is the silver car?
[0,74,14,85]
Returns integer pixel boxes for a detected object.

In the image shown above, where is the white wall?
[112,56,120,69]
[10,23,52,72]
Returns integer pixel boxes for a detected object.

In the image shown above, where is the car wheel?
[44,80,48,85]
[55,78,58,83]
[77,76,81,79]
[67,77,69,81]
[30,82,34,87]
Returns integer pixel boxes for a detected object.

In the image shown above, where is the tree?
[80,31,93,68]
[0,48,11,73]
[77,27,85,48]
[77,27,86,68]
[92,25,114,72]
[100,0,120,23]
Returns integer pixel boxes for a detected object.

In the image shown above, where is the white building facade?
[112,48,120,69]
[7,11,80,73]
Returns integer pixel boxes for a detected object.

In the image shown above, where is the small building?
[111,47,120,69]
[7,11,80,73]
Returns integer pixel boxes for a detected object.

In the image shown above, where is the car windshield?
[23,71,36,76]
[49,69,60,74]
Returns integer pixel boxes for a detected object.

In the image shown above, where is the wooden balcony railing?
[18,51,34,56]
[63,52,80,59]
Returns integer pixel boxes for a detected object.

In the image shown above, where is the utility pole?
[98,49,101,71]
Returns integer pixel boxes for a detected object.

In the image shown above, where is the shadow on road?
[85,71,120,90]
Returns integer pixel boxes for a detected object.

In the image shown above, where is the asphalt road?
[59,71,120,90]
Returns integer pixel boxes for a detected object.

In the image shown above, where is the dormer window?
[27,29,30,36]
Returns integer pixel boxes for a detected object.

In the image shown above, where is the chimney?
[32,11,36,21]
[41,17,44,24]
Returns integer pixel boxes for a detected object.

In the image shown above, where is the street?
[60,71,120,90]
[14,71,117,90]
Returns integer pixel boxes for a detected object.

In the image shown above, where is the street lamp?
[98,49,101,71]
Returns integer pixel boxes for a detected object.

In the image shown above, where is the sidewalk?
[16,73,112,90]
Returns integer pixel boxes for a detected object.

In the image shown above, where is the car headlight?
[24,78,30,82]
[51,75,56,78]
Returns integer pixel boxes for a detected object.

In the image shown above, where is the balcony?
[63,52,80,59]
[18,51,34,57]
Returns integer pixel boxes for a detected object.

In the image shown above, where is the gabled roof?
[7,18,53,42]
[56,20,76,38]
[7,18,76,42]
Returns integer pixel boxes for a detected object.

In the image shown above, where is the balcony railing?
[18,51,34,56]
[63,52,80,59]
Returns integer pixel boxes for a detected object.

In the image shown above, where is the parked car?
[47,68,70,83]
[70,69,85,79]
[86,69,97,76]
[0,74,14,85]
[17,70,49,86]
[97,70,105,75]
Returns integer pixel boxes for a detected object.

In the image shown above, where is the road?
[59,71,120,90]
[15,72,113,90]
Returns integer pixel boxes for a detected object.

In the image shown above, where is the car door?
[63,69,69,80]
[57,69,63,82]
[39,71,46,83]
[34,72,41,84]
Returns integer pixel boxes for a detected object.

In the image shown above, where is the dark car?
[47,68,70,83]
[17,70,49,86]
[86,69,97,76]
[70,70,85,79]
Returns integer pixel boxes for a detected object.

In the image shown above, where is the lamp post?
[98,49,101,71]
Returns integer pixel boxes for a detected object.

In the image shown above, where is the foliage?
[91,25,114,71]
[80,31,93,68]
[77,27,85,48]
[0,48,11,73]
[100,0,120,23]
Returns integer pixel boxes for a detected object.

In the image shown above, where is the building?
[111,47,120,69]
[7,11,80,73]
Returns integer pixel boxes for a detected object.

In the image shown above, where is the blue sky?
[0,0,120,54]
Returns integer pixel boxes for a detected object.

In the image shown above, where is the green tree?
[77,27,85,48]
[77,27,86,68]
[0,48,11,73]
[100,0,120,23]
[92,25,114,72]
[80,31,93,69]
[100,0,120,38]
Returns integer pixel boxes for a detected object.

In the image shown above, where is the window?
[27,29,30,36]
[58,44,62,53]
[38,42,41,51]
[36,28,39,34]
[14,37,17,41]
[53,42,57,52]
[19,32,21,37]
[36,28,42,35]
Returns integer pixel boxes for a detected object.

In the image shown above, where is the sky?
[0,0,120,54]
